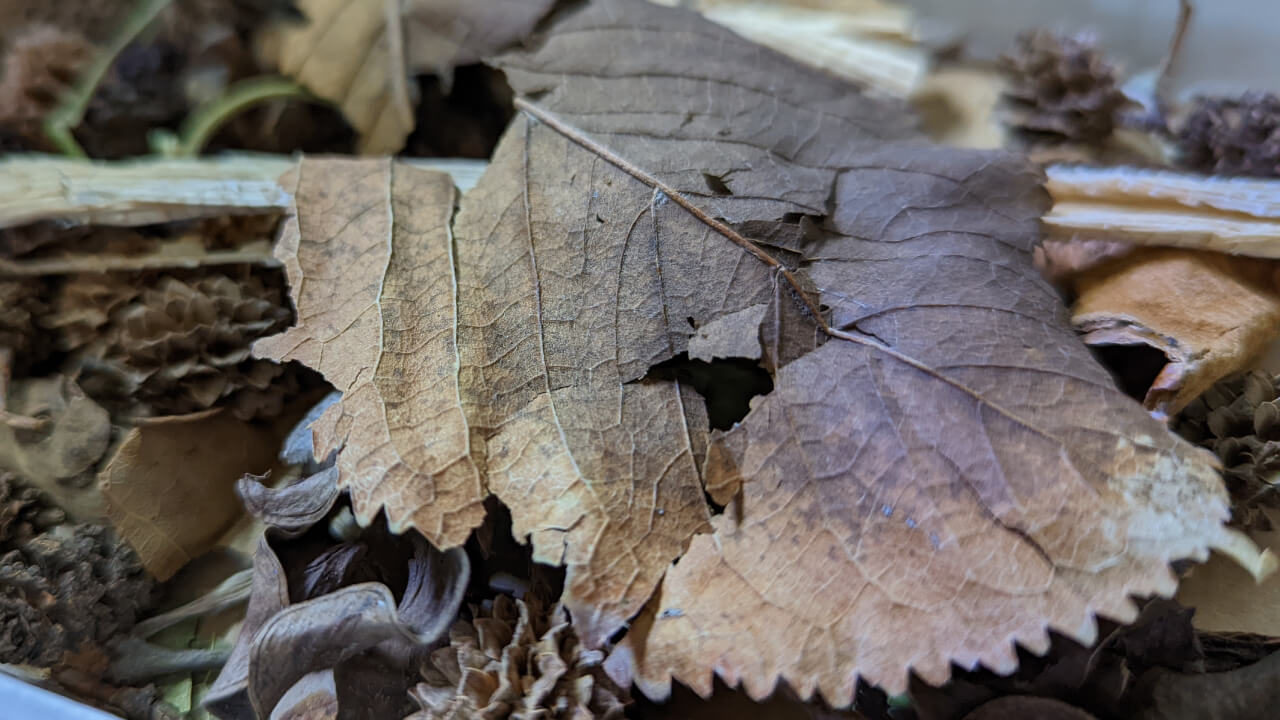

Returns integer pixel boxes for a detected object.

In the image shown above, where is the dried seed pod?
[1177,92,1280,177]
[76,272,294,418]
[409,594,629,720]
[999,29,1129,146]
[1175,370,1280,531]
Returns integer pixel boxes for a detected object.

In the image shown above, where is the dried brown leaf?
[254,0,1261,705]
[97,410,283,580]
[1070,248,1280,418]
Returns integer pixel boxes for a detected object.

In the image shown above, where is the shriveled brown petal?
[237,466,341,538]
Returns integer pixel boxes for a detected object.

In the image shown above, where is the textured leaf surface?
[254,0,1247,704]
[255,160,487,547]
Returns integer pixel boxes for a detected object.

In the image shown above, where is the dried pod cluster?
[0,513,153,667]
[1178,92,1280,177]
[1176,370,1280,531]
[1000,29,1128,145]
[69,272,295,418]
[411,594,628,720]
[0,278,47,365]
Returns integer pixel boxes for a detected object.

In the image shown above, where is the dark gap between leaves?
[1088,344,1169,403]
[644,353,774,432]
[403,64,514,159]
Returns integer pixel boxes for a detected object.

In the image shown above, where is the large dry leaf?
[263,0,556,153]
[254,0,1260,704]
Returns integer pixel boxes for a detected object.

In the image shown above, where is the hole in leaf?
[701,171,733,196]
[1089,343,1168,402]
[645,353,773,430]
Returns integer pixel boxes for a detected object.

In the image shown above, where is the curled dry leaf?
[254,0,1260,704]
[207,465,470,720]
[262,0,556,154]
[1068,248,1280,418]
[237,466,341,538]
[97,409,284,581]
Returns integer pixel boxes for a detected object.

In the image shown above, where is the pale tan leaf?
[253,159,487,547]
[97,410,283,580]
[1070,248,1280,418]
[263,0,413,154]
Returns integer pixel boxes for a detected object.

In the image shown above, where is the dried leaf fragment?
[254,158,487,548]
[97,409,283,580]
[262,0,556,153]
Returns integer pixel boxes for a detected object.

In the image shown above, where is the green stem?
[171,76,312,157]
[43,0,175,157]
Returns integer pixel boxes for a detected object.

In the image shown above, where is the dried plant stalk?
[0,154,488,231]
[1043,164,1280,257]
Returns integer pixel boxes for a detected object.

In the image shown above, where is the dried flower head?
[409,594,628,720]
[1175,370,1280,531]
[0,25,94,127]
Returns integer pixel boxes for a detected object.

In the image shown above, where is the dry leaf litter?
[0,0,1279,718]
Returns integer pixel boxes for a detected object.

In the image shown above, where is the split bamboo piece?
[1044,164,1280,258]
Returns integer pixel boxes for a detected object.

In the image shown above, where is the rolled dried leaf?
[1069,248,1280,418]
[237,466,342,538]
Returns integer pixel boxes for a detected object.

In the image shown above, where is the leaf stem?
[43,0,175,158]
[170,76,313,157]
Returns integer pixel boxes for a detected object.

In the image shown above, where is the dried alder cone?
[254,0,1252,704]
[1000,29,1128,145]
[410,594,628,720]
[0,515,153,668]
[1178,92,1280,178]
